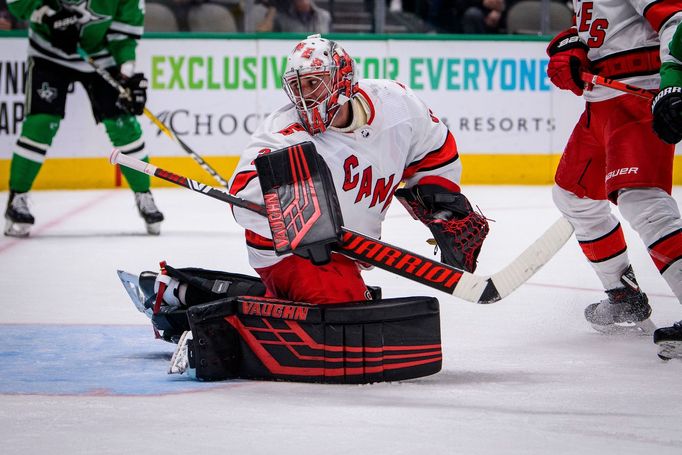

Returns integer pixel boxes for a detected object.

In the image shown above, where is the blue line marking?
[0,325,232,396]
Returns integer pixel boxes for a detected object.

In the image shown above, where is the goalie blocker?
[254,141,344,265]
[183,294,442,383]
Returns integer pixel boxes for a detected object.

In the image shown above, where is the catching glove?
[116,73,148,115]
[43,7,83,55]
[395,184,489,273]
[546,28,590,96]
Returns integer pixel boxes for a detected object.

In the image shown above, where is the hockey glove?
[546,28,590,96]
[116,73,148,116]
[652,87,682,144]
[43,7,83,55]
[395,184,489,273]
[652,61,682,144]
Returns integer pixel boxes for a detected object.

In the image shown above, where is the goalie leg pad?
[185,295,442,383]
[163,264,266,306]
[146,265,266,342]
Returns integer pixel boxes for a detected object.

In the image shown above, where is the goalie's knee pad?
[183,295,442,383]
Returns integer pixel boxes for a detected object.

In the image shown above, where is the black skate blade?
[656,341,682,361]
[117,270,152,317]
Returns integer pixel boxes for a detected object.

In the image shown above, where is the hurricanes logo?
[37,83,57,102]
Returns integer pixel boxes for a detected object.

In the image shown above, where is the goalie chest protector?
[185,295,442,384]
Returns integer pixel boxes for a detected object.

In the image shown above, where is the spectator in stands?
[273,0,331,33]
[148,0,237,32]
[426,0,507,33]
[458,0,506,33]
[250,1,277,32]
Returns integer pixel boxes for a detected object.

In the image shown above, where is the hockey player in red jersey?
[227,34,489,305]
[546,0,682,359]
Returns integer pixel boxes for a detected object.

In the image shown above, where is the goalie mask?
[282,34,358,135]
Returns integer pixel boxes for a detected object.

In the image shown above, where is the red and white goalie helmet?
[282,34,358,135]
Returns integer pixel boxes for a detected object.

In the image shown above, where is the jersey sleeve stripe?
[416,175,461,193]
[578,223,627,263]
[229,170,258,196]
[245,229,275,250]
[643,1,682,32]
[402,131,458,180]
[109,22,144,37]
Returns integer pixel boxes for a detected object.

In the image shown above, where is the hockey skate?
[654,321,682,361]
[134,191,164,235]
[4,191,35,237]
[117,269,188,343]
[584,266,656,335]
[168,330,196,378]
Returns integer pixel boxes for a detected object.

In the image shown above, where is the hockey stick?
[111,150,574,304]
[580,72,655,100]
[76,48,229,187]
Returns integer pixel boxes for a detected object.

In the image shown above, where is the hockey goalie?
[117,34,490,383]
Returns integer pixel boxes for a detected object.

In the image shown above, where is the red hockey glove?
[546,28,590,96]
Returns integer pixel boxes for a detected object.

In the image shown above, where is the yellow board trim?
[0,155,680,189]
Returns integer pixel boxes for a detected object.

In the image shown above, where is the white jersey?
[229,79,462,269]
[573,0,682,101]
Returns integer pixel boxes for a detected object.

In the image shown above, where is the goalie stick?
[111,150,574,304]
[581,72,655,100]
[77,48,229,187]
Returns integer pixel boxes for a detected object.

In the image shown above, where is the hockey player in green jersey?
[4,0,164,236]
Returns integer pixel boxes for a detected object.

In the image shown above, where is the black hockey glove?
[652,87,682,144]
[43,8,83,55]
[395,184,489,273]
[116,73,148,115]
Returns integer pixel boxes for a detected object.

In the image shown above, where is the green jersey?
[7,0,144,72]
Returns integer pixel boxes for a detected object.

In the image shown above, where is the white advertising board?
[0,37,607,159]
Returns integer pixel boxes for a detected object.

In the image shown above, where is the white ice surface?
[1,186,681,455]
